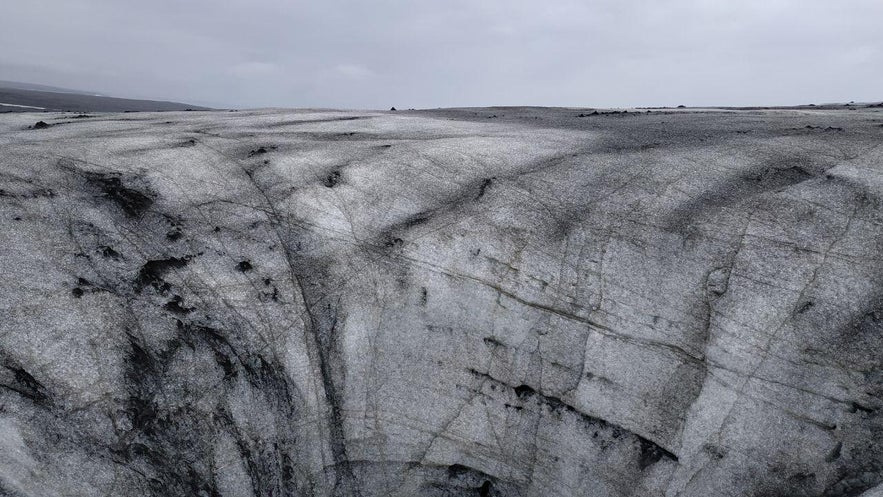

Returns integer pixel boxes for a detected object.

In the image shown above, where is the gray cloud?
[1,0,880,109]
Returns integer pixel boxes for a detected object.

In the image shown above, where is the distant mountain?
[0,80,100,95]
[0,81,211,112]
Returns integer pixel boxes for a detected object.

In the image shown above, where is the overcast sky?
[1,0,881,109]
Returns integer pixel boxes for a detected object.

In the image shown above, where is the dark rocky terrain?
[1,106,882,496]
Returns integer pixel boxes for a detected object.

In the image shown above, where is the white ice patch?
[0,102,46,110]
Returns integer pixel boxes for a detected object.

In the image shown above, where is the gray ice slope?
[0,106,882,496]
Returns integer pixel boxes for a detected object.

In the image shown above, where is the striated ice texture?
[1,107,882,496]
